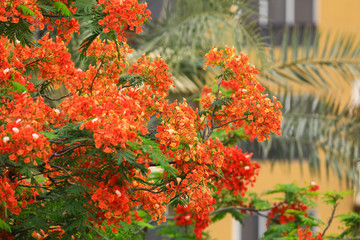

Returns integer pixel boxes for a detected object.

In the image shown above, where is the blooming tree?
[0,1,358,240]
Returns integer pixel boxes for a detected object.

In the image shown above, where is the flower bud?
[3,136,10,144]
[32,133,39,140]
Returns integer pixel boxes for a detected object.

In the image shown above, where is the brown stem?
[132,188,164,194]
[321,202,338,237]
[49,164,77,185]
[49,142,94,160]
[42,93,72,101]
[214,118,246,129]
[211,202,286,224]
[90,62,103,95]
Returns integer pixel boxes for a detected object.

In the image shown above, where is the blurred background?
[135,0,360,239]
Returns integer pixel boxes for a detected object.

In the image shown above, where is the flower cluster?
[0,34,79,94]
[175,190,216,239]
[212,146,260,196]
[202,46,282,142]
[267,201,309,226]
[97,0,151,42]
[129,54,174,96]
[86,38,132,84]
[298,227,323,240]
[0,37,36,93]
[31,226,66,240]
[155,100,198,151]
[0,0,79,42]
[0,177,20,216]
[91,180,132,230]
[0,123,51,166]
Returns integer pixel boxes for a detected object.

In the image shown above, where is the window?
[249,0,318,44]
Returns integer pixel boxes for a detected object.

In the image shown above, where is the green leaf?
[140,137,178,176]
[211,210,227,223]
[17,4,35,16]
[53,1,71,16]
[137,221,156,229]
[39,131,58,139]
[209,96,233,110]
[10,81,27,93]
[0,218,11,233]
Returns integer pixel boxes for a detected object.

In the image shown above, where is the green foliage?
[337,212,360,239]
[156,221,201,240]
[139,137,178,176]
[53,1,72,16]
[209,96,233,111]
[0,216,11,233]
[17,5,35,16]
[0,18,33,46]
[135,0,265,94]
[117,75,148,88]
[9,81,27,93]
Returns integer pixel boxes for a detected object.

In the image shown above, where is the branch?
[148,161,175,167]
[131,188,164,194]
[24,59,41,68]
[211,201,286,224]
[49,164,77,185]
[18,184,50,189]
[2,158,19,168]
[90,62,103,95]
[213,118,246,129]
[42,93,72,101]
[49,142,94,160]
[321,202,338,237]
[203,77,223,141]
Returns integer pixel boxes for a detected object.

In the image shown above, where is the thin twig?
[49,164,77,185]
[322,202,338,237]
[211,201,286,224]
[49,142,94,160]
[90,62,103,95]
[132,188,164,194]
[18,184,50,189]
[214,118,246,129]
[42,93,72,101]
[203,77,223,141]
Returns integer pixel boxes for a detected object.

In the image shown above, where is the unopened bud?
[32,133,39,140]
[3,136,10,144]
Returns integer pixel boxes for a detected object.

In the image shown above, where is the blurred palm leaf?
[245,28,360,184]
[134,0,266,94]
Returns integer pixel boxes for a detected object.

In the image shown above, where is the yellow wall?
[319,0,360,35]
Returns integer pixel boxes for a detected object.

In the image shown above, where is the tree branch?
[49,164,77,185]
[321,202,338,237]
[132,188,164,194]
[42,93,72,101]
[211,201,286,224]
[90,62,103,95]
[49,142,94,160]
[214,118,246,129]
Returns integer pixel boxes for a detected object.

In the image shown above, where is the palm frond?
[260,28,360,111]
[134,0,266,94]
[238,88,360,185]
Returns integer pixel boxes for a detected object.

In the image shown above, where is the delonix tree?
[2,1,354,240]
